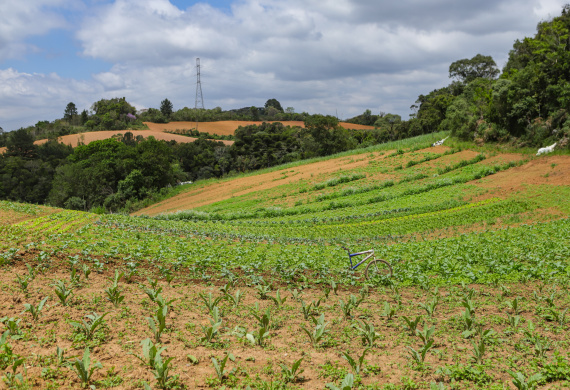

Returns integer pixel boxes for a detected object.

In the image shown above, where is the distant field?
[0,129,233,153]
[145,120,375,136]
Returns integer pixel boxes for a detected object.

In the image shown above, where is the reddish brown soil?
[2,251,568,389]
[472,155,570,197]
[144,121,375,136]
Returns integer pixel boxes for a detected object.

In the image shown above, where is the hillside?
[1,133,569,389]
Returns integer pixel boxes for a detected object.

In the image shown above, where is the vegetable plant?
[279,358,304,383]
[70,347,102,388]
[22,296,49,321]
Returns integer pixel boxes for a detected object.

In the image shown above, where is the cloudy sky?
[0,0,566,131]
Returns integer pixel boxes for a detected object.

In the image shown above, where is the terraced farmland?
[1,132,569,389]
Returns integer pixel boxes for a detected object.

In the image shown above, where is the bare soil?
[144,121,375,136]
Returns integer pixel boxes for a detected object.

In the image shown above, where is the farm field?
[1,132,569,389]
[144,121,375,136]
[0,130,233,154]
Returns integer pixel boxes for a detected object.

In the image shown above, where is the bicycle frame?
[348,249,374,270]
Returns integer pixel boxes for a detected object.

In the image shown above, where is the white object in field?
[432,137,449,147]
[536,142,557,156]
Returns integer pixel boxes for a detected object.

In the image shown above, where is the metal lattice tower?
[195,58,204,110]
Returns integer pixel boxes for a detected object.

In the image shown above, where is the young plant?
[382,301,396,320]
[352,320,380,347]
[134,338,167,369]
[53,280,74,306]
[507,314,521,332]
[246,326,271,347]
[543,307,568,325]
[339,295,363,319]
[256,284,272,300]
[416,325,435,346]
[342,348,369,375]
[408,339,434,366]
[471,338,486,364]
[419,297,438,317]
[2,357,25,388]
[147,306,168,343]
[271,289,288,308]
[105,277,125,307]
[225,289,244,308]
[70,347,102,388]
[198,292,223,314]
[81,264,91,280]
[70,312,109,340]
[15,274,32,295]
[401,316,422,336]
[326,373,355,390]
[1,317,22,340]
[252,307,272,329]
[280,358,304,383]
[22,296,49,321]
[505,297,522,315]
[201,307,222,343]
[508,371,543,390]
[211,353,235,382]
[152,354,176,389]
[300,314,329,348]
[300,299,314,320]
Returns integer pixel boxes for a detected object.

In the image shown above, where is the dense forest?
[1,6,570,213]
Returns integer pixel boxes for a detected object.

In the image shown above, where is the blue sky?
[0,0,567,131]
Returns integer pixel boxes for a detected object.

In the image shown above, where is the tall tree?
[64,102,78,121]
[160,98,173,119]
[264,98,284,112]
[449,54,500,84]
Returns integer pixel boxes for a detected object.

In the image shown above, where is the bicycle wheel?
[365,259,392,280]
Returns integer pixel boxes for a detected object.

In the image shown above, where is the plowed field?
[145,120,375,136]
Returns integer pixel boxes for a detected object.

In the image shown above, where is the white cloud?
[0,0,71,60]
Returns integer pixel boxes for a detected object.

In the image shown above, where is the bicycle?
[341,246,392,280]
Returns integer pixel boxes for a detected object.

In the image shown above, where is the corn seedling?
[69,267,81,286]
[507,314,521,332]
[461,310,478,338]
[134,338,167,369]
[270,289,287,308]
[331,281,339,295]
[1,317,22,340]
[419,297,438,317]
[81,264,91,280]
[401,316,422,336]
[198,292,223,314]
[300,299,313,320]
[52,280,74,306]
[461,297,476,315]
[353,320,380,347]
[543,307,568,325]
[508,371,543,390]
[252,307,271,329]
[147,306,168,343]
[2,357,25,388]
[280,357,304,383]
[289,288,303,301]
[382,301,396,320]
[152,353,175,389]
[219,282,231,295]
[326,373,354,390]
[505,297,522,315]
[339,295,363,319]
[256,284,272,300]
[415,325,435,346]
[471,338,486,364]
[225,289,244,307]
[105,284,125,307]
[70,347,102,388]
[124,261,138,283]
[532,337,551,358]
[300,314,329,347]
[15,274,32,295]
[70,312,108,340]
[342,348,369,375]
[246,326,271,346]
[408,339,434,365]
[22,296,48,321]
[211,353,235,381]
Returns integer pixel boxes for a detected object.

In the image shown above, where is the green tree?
[6,129,36,159]
[449,54,500,84]
[264,99,284,112]
[80,110,88,125]
[160,99,173,119]
[64,102,78,121]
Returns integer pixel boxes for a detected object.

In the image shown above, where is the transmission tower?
[195,58,204,110]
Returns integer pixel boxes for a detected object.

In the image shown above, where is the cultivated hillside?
[1,133,569,389]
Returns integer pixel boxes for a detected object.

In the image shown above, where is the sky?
[0,0,567,131]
